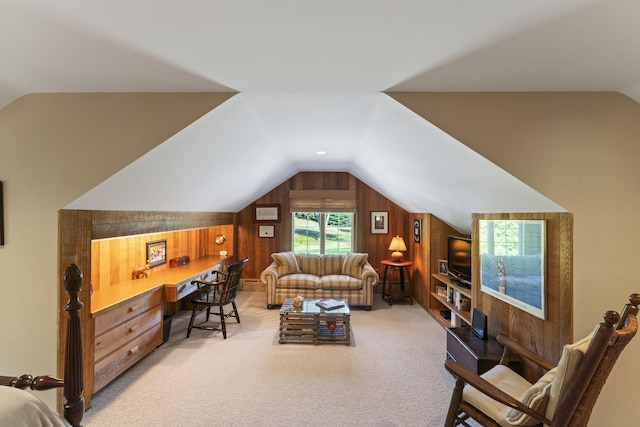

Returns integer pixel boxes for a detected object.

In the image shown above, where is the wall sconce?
[388,236,407,262]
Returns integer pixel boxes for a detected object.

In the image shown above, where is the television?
[447,235,472,287]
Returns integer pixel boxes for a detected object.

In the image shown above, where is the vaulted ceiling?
[3,1,639,232]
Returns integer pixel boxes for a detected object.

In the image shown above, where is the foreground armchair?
[444,293,639,427]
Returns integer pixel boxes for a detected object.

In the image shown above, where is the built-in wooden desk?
[90,255,227,392]
[91,255,228,313]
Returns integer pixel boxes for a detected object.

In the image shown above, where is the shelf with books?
[432,273,472,326]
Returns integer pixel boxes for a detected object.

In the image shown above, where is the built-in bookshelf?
[432,273,472,326]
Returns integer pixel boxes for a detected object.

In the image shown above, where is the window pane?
[293,212,353,254]
[293,212,321,254]
[325,212,353,254]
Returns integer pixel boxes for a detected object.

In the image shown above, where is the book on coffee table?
[316,299,345,310]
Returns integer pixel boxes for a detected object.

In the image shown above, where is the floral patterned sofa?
[260,252,379,310]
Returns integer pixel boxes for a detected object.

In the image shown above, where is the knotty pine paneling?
[58,210,236,405]
[410,213,467,312]
[238,172,410,280]
[472,212,573,381]
[91,224,235,292]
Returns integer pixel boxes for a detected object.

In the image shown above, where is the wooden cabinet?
[432,273,472,327]
[446,327,506,375]
[93,288,163,392]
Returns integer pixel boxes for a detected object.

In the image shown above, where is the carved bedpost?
[62,264,85,427]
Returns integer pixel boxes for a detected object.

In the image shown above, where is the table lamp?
[388,236,407,262]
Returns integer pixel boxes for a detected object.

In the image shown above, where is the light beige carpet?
[83,291,458,426]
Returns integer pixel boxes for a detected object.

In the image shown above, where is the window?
[293,212,354,254]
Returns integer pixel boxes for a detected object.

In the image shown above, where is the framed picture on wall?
[371,211,388,234]
[146,240,167,268]
[479,219,546,319]
[254,204,281,222]
[259,225,275,238]
[413,219,421,243]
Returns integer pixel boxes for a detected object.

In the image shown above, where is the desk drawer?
[93,325,162,392]
[165,271,215,302]
[95,288,162,335]
[95,307,161,362]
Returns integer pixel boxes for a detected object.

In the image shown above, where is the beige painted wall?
[1,91,638,425]
[0,92,233,407]
[391,91,640,426]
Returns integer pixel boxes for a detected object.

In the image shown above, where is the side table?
[446,327,509,375]
[381,259,413,305]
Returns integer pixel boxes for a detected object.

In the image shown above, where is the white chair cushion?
[506,368,557,426]
[545,331,593,418]
[463,365,533,427]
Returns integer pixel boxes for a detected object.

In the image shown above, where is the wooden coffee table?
[278,299,351,345]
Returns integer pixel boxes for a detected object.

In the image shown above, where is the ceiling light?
[316,151,326,155]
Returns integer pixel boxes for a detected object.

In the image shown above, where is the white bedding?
[0,387,71,427]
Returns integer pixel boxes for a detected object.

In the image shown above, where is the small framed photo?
[146,240,167,268]
[438,259,448,275]
[254,204,281,222]
[259,225,275,238]
[436,285,447,298]
[371,211,388,234]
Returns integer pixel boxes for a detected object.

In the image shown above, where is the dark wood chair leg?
[444,376,465,427]
[186,304,198,338]
[219,306,227,339]
[232,301,240,323]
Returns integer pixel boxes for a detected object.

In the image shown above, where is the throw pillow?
[271,252,301,277]
[506,368,557,426]
[545,330,593,419]
[342,252,368,278]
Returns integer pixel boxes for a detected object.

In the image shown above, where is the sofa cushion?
[321,254,344,276]
[342,252,368,278]
[271,252,301,277]
[296,254,322,276]
[277,274,319,290]
[506,368,556,426]
[319,274,363,290]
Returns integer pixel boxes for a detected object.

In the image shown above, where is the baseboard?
[240,278,263,291]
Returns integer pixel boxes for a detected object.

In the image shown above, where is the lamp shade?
[388,236,407,261]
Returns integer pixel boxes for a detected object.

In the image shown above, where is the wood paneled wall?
[237,172,410,279]
[91,224,234,291]
[57,210,236,410]
[472,212,573,380]
[410,213,467,309]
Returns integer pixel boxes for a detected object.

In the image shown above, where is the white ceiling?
[3,0,638,232]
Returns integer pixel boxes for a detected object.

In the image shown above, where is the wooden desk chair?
[444,293,639,427]
[186,257,249,339]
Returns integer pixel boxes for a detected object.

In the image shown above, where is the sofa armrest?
[362,262,379,288]
[260,262,279,285]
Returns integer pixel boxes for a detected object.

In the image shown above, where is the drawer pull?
[127,305,139,313]
[128,346,139,355]
[128,325,139,334]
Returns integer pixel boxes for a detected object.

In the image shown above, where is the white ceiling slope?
[66,94,565,233]
[5,0,638,232]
